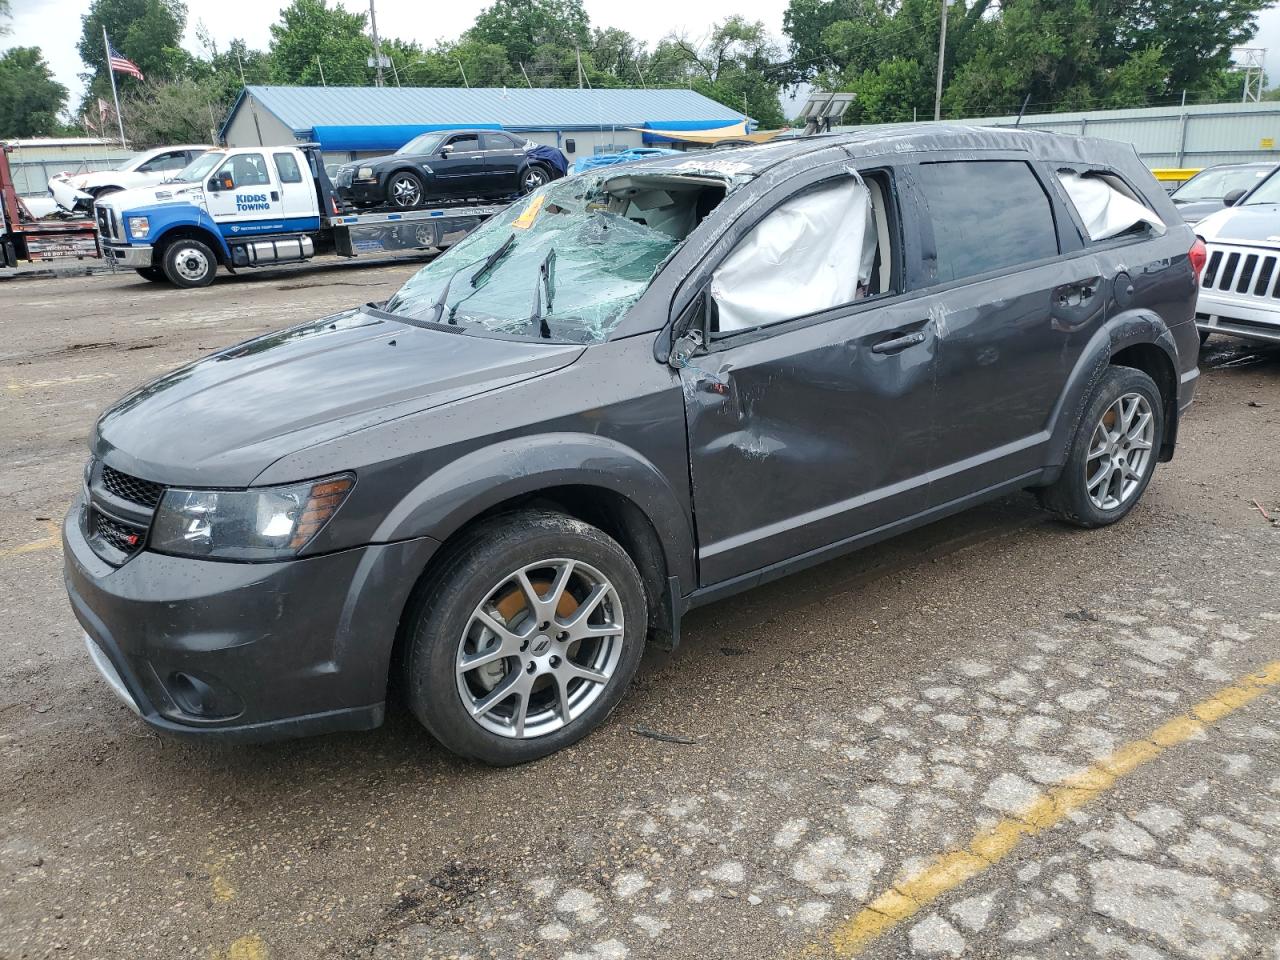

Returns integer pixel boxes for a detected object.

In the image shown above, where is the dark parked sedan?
[65,126,1201,765]
[333,129,563,208]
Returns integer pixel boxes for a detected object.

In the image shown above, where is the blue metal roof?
[225,85,746,151]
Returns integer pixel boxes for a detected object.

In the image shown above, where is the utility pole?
[390,56,401,87]
[456,57,470,88]
[369,0,385,86]
[316,55,326,86]
[933,0,949,121]
[635,62,647,90]
[576,46,584,89]
[520,62,532,88]
[1234,47,1265,103]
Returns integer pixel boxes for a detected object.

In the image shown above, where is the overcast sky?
[5,0,1280,111]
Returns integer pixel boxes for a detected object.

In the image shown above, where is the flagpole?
[102,26,128,148]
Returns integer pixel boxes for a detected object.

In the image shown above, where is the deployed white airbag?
[1058,172,1164,241]
[712,177,873,333]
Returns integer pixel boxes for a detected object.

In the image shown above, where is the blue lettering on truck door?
[234,192,272,212]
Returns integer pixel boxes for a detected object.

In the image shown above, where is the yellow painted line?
[210,934,267,960]
[814,660,1280,957]
[0,521,60,559]
[211,874,236,903]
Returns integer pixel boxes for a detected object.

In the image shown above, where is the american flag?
[107,43,144,80]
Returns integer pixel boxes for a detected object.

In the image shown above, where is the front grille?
[1201,243,1280,299]
[101,464,164,508]
[89,509,146,556]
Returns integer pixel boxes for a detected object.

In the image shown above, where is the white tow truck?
[95,144,506,287]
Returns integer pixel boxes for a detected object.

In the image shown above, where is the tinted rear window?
[917,160,1059,283]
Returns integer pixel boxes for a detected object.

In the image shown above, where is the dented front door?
[680,302,939,586]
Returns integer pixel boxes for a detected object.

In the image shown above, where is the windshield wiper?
[446,232,519,323]
[526,249,556,340]
[424,254,489,325]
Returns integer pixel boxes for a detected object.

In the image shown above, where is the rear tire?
[161,238,217,288]
[1039,365,1164,528]
[403,509,647,765]
[135,266,165,283]
[521,165,551,194]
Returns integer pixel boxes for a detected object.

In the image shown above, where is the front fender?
[1044,307,1180,474]
[373,432,697,589]
[135,203,230,259]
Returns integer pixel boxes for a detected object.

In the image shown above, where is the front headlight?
[127,216,150,239]
[356,167,375,180]
[150,474,354,561]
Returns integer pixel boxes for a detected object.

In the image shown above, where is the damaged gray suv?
[64,126,1203,765]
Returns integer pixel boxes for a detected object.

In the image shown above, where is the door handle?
[270,191,279,201]
[871,331,927,354]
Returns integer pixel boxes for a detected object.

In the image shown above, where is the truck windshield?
[397,133,445,156]
[171,152,224,183]
[384,173,727,343]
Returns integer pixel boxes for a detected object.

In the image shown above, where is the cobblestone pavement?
[0,271,1277,960]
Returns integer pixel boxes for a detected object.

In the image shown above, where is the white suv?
[49,145,212,213]
[1195,170,1280,345]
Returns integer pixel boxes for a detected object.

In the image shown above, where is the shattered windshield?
[384,174,710,343]
[171,152,223,183]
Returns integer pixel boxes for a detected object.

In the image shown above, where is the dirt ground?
[1,265,1278,960]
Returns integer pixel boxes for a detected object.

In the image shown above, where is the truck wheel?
[403,509,647,766]
[1038,365,1164,528]
[162,239,217,288]
[387,171,425,208]
[135,266,165,283]
[521,165,550,194]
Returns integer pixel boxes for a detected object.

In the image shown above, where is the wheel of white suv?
[161,238,217,288]
[402,509,647,765]
[1039,365,1164,528]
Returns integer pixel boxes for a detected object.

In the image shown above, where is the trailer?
[94,144,506,287]
[1,144,100,269]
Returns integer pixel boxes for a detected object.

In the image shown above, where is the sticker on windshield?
[512,194,546,230]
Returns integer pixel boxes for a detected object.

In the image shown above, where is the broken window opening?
[709,171,894,335]
[1057,170,1165,242]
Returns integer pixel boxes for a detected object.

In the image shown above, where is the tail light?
[1189,237,1208,283]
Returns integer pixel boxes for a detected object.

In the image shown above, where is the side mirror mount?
[207,176,221,192]
[440,144,454,157]
[1223,187,1248,207]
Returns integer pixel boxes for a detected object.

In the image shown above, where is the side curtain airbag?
[1058,172,1165,241]
[711,178,872,333]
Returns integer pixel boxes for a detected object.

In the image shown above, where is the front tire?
[1039,365,1163,528]
[387,170,425,208]
[403,510,647,765]
[161,238,217,288]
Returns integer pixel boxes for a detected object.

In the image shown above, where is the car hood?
[1170,198,1224,225]
[1195,203,1280,244]
[101,182,205,213]
[93,308,584,487]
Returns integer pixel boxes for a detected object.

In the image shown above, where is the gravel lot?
[1,265,1278,960]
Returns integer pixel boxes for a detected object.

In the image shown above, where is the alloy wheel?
[455,558,624,739]
[1085,392,1155,511]
[391,175,422,207]
[523,168,548,193]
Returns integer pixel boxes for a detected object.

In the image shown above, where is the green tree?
[0,46,68,136]
[77,0,188,104]
[269,0,371,86]
[401,39,516,87]
[0,0,11,35]
[468,0,590,72]
[120,78,224,145]
[649,18,787,127]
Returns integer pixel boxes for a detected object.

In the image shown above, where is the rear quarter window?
[916,160,1059,283]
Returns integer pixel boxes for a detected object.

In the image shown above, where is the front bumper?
[335,179,385,207]
[1196,290,1280,344]
[101,242,154,268]
[63,497,439,742]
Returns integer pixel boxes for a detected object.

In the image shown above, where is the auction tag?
[513,194,546,230]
